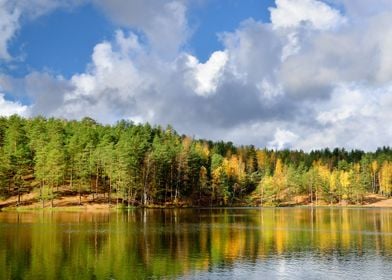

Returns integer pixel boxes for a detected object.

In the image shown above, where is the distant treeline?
[0,115,392,207]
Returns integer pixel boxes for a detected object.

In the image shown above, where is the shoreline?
[2,193,392,212]
[2,203,392,212]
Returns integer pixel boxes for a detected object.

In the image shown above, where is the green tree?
[2,115,31,204]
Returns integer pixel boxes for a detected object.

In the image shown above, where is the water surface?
[1,208,392,279]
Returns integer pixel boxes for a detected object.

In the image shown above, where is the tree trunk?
[91,174,94,202]
[51,185,54,208]
[116,180,119,207]
[40,180,44,208]
[260,186,264,207]
[17,187,20,206]
[143,157,150,207]
[79,183,82,205]
[127,188,130,208]
[109,177,112,206]
[70,167,73,190]
[95,166,99,201]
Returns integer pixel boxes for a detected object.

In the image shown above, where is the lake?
[1,208,392,279]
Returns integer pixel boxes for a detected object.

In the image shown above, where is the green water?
[1,208,392,279]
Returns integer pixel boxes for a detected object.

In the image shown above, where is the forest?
[0,115,392,208]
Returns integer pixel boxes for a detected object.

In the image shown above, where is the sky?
[0,0,392,151]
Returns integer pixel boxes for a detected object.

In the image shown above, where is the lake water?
[1,208,392,279]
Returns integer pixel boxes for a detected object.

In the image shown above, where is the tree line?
[0,115,392,207]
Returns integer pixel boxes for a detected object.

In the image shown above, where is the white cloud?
[281,32,301,61]
[268,128,299,150]
[0,93,29,116]
[0,0,20,60]
[221,19,282,84]
[270,0,346,30]
[275,83,392,151]
[316,86,366,125]
[186,51,228,96]
[257,78,283,99]
[326,0,392,18]
[93,0,188,58]
[53,31,146,123]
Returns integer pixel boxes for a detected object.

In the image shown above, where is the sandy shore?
[0,193,113,211]
[364,198,392,207]
[1,193,392,211]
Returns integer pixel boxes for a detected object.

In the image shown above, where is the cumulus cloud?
[291,84,392,151]
[268,128,299,150]
[185,51,228,96]
[270,0,345,30]
[93,0,188,58]
[221,19,283,84]
[52,31,146,123]
[1,0,392,151]
[0,93,29,116]
[326,0,392,18]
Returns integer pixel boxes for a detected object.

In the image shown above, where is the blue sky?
[188,0,276,61]
[7,4,114,78]
[0,0,392,150]
[5,0,275,77]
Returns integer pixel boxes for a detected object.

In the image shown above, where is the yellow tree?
[338,170,351,202]
[329,170,338,202]
[273,158,286,202]
[258,175,276,205]
[351,163,365,203]
[371,160,379,193]
[256,150,268,173]
[198,165,209,205]
[379,162,392,196]
[313,161,331,204]
[211,166,229,205]
[223,155,246,204]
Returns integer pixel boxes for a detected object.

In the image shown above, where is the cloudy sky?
[0,0,391,151]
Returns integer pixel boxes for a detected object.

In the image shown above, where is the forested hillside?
[1,115,392,207]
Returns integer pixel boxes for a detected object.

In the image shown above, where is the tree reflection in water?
[1,208,392,279]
